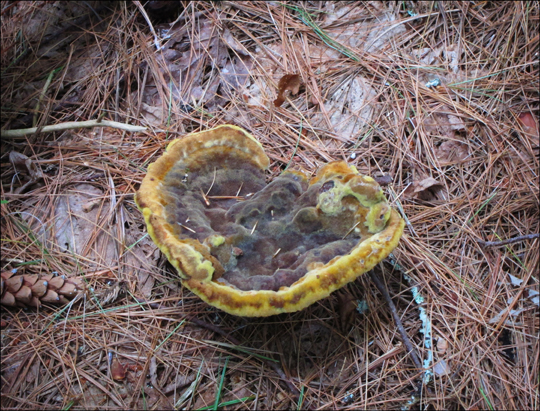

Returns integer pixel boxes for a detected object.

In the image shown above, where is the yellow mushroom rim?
[135,125,405,317]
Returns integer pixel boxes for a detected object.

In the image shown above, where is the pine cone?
[0,271,85,308]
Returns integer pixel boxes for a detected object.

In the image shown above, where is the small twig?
[284,123,302,171]
[187,315,301,399]
[342,221,361,239]
[34,69,57,127]
[235,182,244,197]
[1,119,147,138]
[178,223,196,233]
[205,168,217,197]
[133,0,162,50]
[369,271,423,371]
[250,220,258,235]
[477,233,539,247]
[207,195,245,200]
[200,188,210,206]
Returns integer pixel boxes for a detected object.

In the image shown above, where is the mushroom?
[135,125,404,317]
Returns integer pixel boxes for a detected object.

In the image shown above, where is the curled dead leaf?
[222,29,250,55]
[111,357,127,381]
[405,177,443,201]
[447,114,466,131]
[517,111,539,140]
[9,151,43,182]
[323,76,377,141]
[82,198,102,213]
[274,74,302,107]
[437,337,448,354]
[433,359,451,376]
[373,174,393,186]
[8,151,28,168]
[126,363,144,372]
[435,140,469,163]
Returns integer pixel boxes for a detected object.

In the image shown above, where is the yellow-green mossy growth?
[136,125,404,317]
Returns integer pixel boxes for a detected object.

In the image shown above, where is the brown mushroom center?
[161,159,387,292]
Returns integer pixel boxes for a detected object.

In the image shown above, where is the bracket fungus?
[135,125,404,317]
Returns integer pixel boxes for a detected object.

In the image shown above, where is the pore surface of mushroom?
[136,125,404,316]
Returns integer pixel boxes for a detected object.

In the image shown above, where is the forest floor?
[1,2,538,410]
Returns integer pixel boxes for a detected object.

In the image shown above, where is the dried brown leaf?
[518,111,539,139]
[111,357,127,381]
[222,28,250,55]
[319,76,377,141]
[49,184,118,267]
[220,55,253,99]
[437,337,448,354]
[322,3,406,53]
[373,174,393,186]
[435,140,469,163]
[9,151,44,188]
[274,74,302,107]
[405,177,443,201]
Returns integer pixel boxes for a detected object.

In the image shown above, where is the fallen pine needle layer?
[1,2,538,410]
